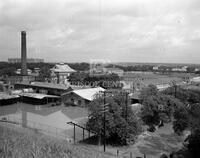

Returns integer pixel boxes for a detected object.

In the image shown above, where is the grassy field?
[0,123,116,158]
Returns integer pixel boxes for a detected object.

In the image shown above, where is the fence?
[0,115,149,158]
[0,115,72,142]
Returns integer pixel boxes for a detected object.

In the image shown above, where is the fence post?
[117,149,119,156]
[88,130,90,138]
[144,153,146,158]
[74,124,76,143]
[130,152,132,158]
[83,129,85,140]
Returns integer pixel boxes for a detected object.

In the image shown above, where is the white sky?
[0,0,200,63]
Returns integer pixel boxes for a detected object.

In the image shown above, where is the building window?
[78,100,82,106]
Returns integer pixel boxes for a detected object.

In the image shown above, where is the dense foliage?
[86,93,142,145]
[141,85,200,158]
[139,85,185,129]
[0,62,89,79]
[173,104,189,135]
[163,86,200,104]
[68,62,90,71]
[68,72,122,89]
[107,64,154,72]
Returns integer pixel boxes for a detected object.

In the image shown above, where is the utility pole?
[103,91,106,152]
[100,102,109,152]
[99,91,111,152]
[125,91,128,122]
[171,80,177,98]
[120,91,129,122]
[174,84,177,98]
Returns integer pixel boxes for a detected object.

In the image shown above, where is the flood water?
[0,103,89,141]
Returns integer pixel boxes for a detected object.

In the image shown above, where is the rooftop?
[0,92,19,100]
[20,93,60,99]
[64,87,105,101]
[16,82,70,90]
[51,63,76,73]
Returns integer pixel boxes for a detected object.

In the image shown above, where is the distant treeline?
[107,64,200,73]
[1,61,200,77]
[0,62,90,77]
[107,64,154,72]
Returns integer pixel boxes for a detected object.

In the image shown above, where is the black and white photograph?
[0,0,200,158]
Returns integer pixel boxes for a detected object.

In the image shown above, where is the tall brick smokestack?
[21,31,27,76]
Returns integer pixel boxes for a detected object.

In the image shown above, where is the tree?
[68,72,121,89]
[171,129,200,158]
[38,66,51,81]
[173,104,189,135]
[139,84,158,101]
[0,67,16,77]
[187,129,200,158]
[86,94,142,145]
[67,62,89,71]
[189,103,200,131]
[140,95,160,127]
[141,92,184,128]
[163,87,200,104]
[68,72,89,85]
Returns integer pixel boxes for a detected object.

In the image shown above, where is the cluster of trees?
[140,84,200,158]
[68,72,122,89]
[68,62,89,71]
[0,62,89,79]
[107,64,154,72]
[107,63,200,74]
[139,85,185,130]
[0,62,54,77]
[86,92,142,145]
[86,83,200,151]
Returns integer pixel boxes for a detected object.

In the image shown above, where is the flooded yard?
[0,103,90,141]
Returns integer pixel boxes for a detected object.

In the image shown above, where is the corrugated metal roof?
[20,93,60,99]
[16,82,70,90]
[71,87,105,101]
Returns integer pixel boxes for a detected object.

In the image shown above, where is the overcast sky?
[0,0,200,63]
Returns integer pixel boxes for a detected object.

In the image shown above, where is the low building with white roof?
[62,87,105,106]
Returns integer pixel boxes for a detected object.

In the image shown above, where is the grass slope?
[0,124,114,158]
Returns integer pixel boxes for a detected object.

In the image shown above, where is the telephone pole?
[100,91,111,152]
[103,91,106,152]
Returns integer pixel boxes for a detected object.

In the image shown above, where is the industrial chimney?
[21,31,27,76]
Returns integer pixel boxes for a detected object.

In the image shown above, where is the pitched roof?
[0,92,19,100]
[70,87,105,101]
[51,63,76,73]
[20,93,60,99]
[16,82,70,90]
